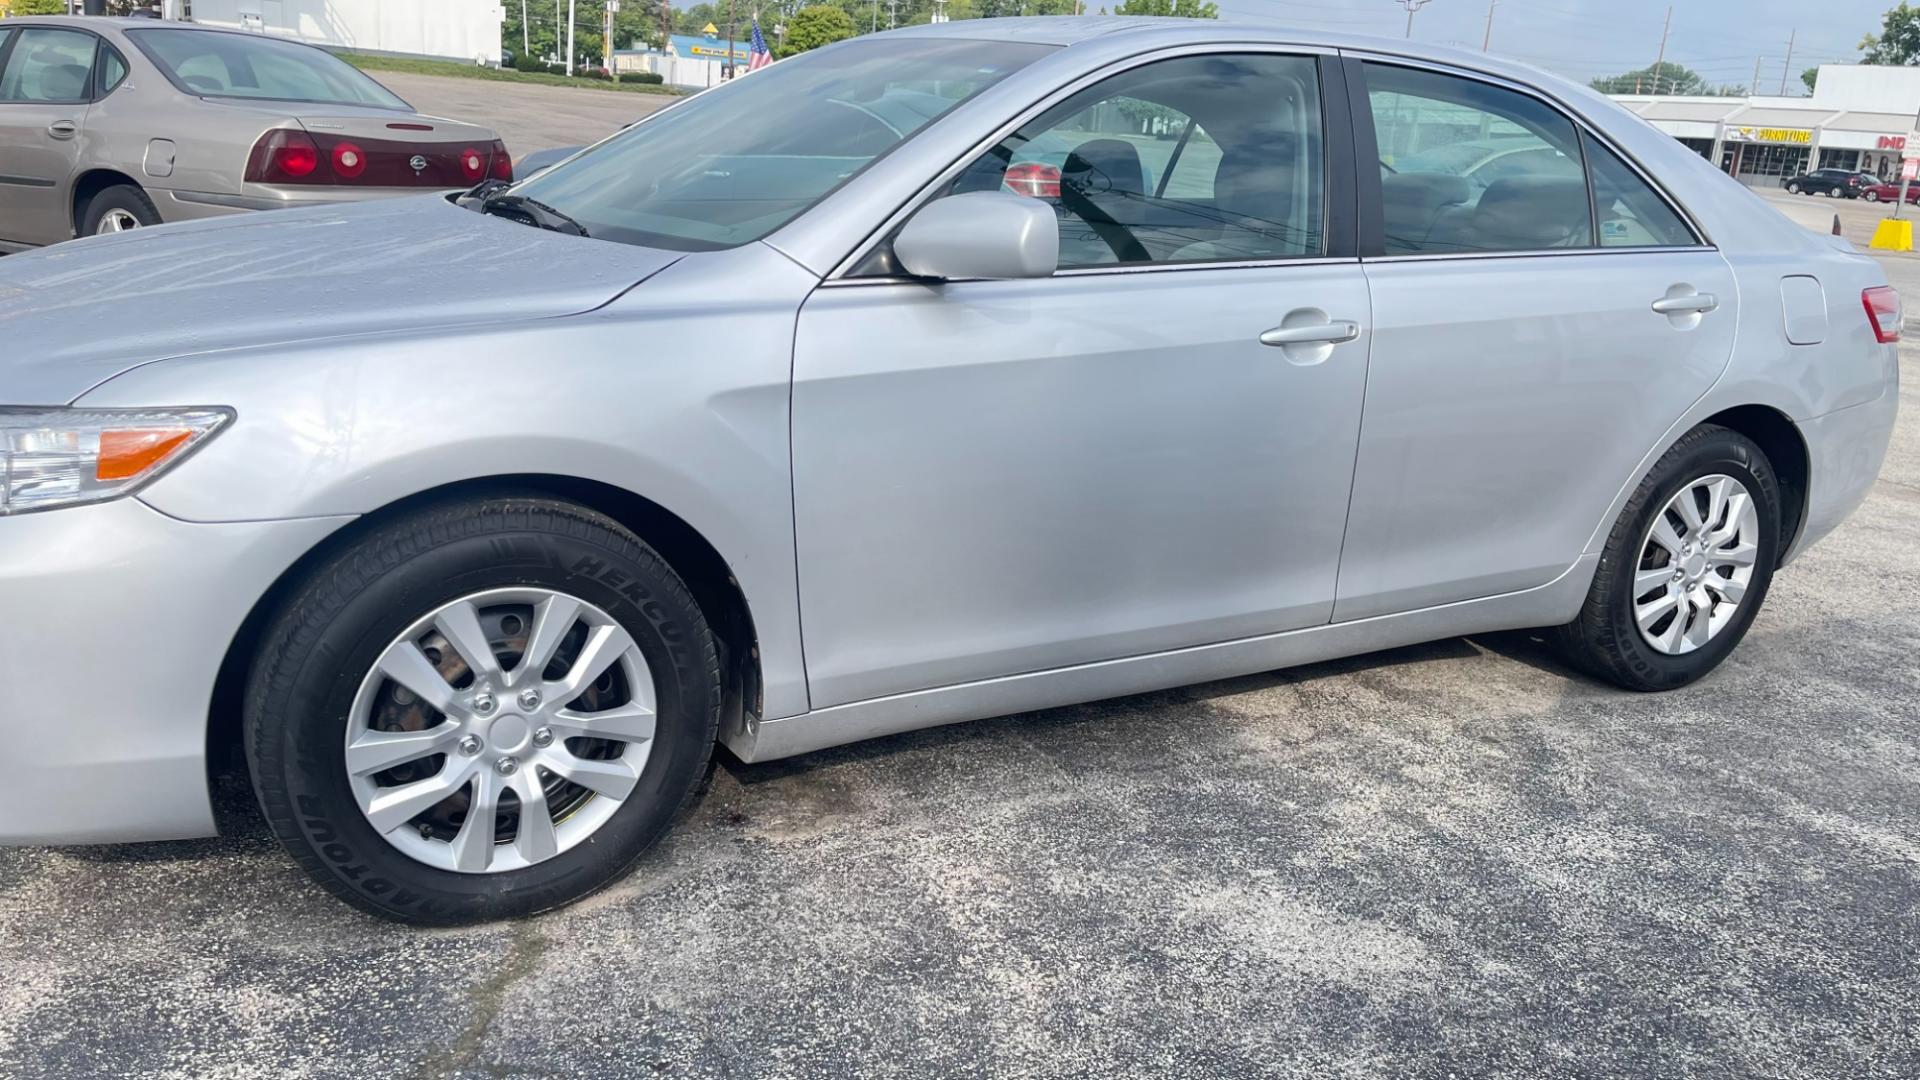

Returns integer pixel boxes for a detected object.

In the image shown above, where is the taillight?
[245,128,320,182]
[489,139,513,182]
[1864,286,1902,343]
[1003,162,1062,199]
[331,140,367,180]
[459,147,486,183]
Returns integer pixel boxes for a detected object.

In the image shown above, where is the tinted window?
[97,44,128,96]
[1368,63,1591,254]
[942,53,1326,268]
[0,28,96,104]
[1586,132,1696,247]
[127,28,407,108]
[512,39,1052,252]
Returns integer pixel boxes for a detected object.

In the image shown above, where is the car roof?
[1,15,289,41]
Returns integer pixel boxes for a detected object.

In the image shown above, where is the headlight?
[0,407,233,515]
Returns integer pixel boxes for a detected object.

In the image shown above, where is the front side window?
[0,28,97,104]
[1585,132,1696,247]
[127,28,408,108]
[942,53,1326,267]
[1369,62,1590,254]
[510,38,1052,252]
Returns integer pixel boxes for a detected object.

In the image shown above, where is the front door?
[791,51,1375,708]
[0,26,97,247]
[1336,59,1739,621]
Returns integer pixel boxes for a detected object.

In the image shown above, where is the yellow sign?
[1728,126,1813,145]
[701,22,719,34]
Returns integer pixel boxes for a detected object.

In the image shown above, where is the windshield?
[127,28,410,109]
[509,38,1054,251]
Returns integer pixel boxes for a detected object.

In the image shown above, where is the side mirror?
[893,191,1059,281]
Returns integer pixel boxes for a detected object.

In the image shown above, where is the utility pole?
[726,0,736,78]
[606,0,617,75]
[871,0,878,32]
[1481,0,1496,51]
[565,0,576,75]
[1652,5,1671,91]
[522,0,530,58]
[887,0,897,28]
[1779,29,1796,95]
[556,0,563,63]
[1752,55,1763,97]
[1396,0,1430,39]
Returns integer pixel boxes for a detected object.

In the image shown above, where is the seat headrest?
[1062,138,1146,197]
[41,63,89,101]
[1471,176,1590,248]
[1212,133,1299,215]
[1381,172,1473,209]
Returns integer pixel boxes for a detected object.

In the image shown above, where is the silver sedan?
[0,18,1899,923]
[0,15,507,250]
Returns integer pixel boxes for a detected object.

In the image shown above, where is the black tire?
[245,496,721,924]
[78,182,161,235]
[1785,182,1801,194]
[1865,190,1881,203]
[1553,426,1781,692]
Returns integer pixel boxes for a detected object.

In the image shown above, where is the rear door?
[791,49,1374,708]
[0,26,98,246]
[1336,57,1737,621]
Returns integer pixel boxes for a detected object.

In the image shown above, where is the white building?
[170,0,505,66]
[1613,64,1920,189]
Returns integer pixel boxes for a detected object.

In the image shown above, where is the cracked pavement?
[1,351,1916,1079]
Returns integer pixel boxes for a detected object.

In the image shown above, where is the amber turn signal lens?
[96,428,195,481]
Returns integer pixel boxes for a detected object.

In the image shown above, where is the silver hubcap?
[1633,474,1761,656]
[346,587,656,874]
[95,209,141,234]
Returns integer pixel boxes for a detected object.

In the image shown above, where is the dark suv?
[1784,169,1872,197]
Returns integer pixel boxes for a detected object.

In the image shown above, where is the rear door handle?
[1259,320,1361,346]
[47,121,78,139]
[1651,293,1717,315]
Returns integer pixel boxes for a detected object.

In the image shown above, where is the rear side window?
[0,28,97,104]
[1585,132,1696,247]
[1367,63,1589,254]
[97,44,129,97]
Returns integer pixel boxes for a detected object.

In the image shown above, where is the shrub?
[618,71,664,84]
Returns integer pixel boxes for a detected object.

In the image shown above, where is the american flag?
[747,17,773,72]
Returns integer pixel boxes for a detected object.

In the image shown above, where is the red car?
[1861,181,1920,204]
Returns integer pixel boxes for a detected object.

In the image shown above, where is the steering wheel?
[1059,179,1152,265]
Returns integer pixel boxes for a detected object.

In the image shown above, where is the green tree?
[1861,2,1920,64]
[1801,66,1819,92]
[775,4,856,58]
[1589,61,1707,95]
[4,0,68,15]
[1114,0,1218,16]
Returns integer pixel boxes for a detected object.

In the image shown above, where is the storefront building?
[1612,64,1920,188]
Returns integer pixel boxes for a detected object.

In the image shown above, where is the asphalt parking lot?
[379,71,676,157]
[1,201,1918,1077]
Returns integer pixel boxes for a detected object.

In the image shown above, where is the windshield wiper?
[458,180,590,238]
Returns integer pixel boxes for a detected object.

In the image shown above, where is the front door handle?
[1259,320,1361,347]
[47,121,78,140]
[1651,293,1717,315]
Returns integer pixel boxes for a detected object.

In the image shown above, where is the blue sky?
[1211,0,1895,93]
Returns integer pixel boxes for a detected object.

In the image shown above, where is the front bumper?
[0,500,349,845]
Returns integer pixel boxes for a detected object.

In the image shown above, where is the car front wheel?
[1785,182,1801,193]
[1866,190,1882,202]
[1553,425,1779,692]
[245,496,722,924]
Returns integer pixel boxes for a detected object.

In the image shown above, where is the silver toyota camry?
[0,18,1900,924]
[0,16,507,250]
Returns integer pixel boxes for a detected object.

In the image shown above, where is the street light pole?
[1396,0,1430,39]
[566,0,576,76]
[1481,0,1496,51]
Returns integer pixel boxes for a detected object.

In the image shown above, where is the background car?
[1859,178,1920,203]
[1782,168,1871,197]
[0,16,510,250]
[0,20,1900,925]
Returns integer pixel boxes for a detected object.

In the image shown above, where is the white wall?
[1810,64,1920,116]
[184,0,505,65]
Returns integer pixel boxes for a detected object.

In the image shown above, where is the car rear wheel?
[245,495,722,924]
[79,183,161,236]
[1553,425,1780,692]
[1866,190,1881,202]
[1785,182,1801,193]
